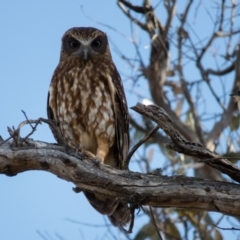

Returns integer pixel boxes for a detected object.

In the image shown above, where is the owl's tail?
[83,191,131,227]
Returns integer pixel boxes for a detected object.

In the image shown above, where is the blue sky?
[0,1,149,239]
[0,1,237,239]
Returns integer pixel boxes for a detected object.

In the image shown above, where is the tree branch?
[131,103,240,183]
[0,140,240,217]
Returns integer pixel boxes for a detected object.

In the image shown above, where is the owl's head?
[59,27,111,62]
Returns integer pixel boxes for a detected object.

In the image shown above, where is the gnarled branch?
[0,140,240,217]
[132,103,240,183]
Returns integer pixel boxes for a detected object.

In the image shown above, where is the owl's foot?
[82,149,96,159]
[91,157,102,167]
[64,144,72,153]
[96,141,109,164]
[74,143,82,152]
[82,149,103,167]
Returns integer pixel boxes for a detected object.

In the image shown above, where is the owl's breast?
[54,66,116,153]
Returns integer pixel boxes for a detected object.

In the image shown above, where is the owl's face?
[60,27,110,62]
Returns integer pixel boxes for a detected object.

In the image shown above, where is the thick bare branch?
[0,141,239,217]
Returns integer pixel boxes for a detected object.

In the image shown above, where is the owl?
[47,27,131,227]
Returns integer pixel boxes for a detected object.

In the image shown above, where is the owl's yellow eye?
[69,39,80,49]
[91,40,101,49]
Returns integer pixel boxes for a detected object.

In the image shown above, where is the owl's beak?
[82,48,89,60]
[78,46,90,60]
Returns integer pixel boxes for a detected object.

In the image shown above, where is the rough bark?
[0,141,240,217]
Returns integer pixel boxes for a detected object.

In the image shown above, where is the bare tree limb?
[0,140,240,217]
[131,103,240,183]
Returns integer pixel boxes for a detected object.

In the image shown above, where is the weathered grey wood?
[0,140,239,217]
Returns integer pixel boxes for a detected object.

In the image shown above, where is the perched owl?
[47,27,131,227]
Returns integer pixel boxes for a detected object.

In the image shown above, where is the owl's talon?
[91,158,101,167]
[64,144,71,153]
[82,149,95,159]
[74,143,82,152]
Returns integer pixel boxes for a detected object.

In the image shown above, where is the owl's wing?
[47,82,66,146]
[111,66,130,169]
[47,74,58,122]
[47,92,54,120]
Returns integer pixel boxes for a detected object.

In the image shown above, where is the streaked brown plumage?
[47,27,131,227]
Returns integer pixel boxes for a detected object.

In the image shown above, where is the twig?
[212,224,240,231]
[0,136,13,146]
[117,0,148,31]
[149,206,163,240]
[218,0,225,31]
[55,233,65,240]
[118,0,150,13]
[65,218,111,227]
[103,217,118,240]
[36,230,50,240]
[130,20,145,69]
[205,63,234,76]
[125,125,159,166]
[21,110,34,129]
[19,119,42,141]
[164,0,177,38]
[7,126,20,146]
[3,118,54,147]
[80,6,129,40]
[128,205,137,234]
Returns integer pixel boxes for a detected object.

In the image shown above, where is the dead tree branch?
[0,140,240,217]
[131,103,240,183]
